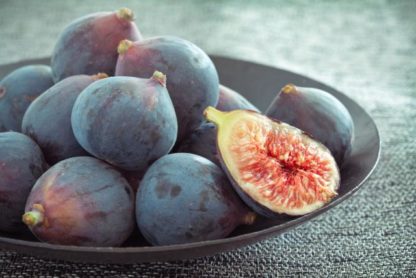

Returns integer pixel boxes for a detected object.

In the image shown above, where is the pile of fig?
[0,8,354,247]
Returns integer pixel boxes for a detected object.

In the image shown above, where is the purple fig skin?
[0,65,54,132]
[136,153,255,246]
[115,36,219,143]
[265,85,354,166]
[21,74,107,164]
[71,74,178,172]
[217,85,260,112]
[175,85,259,165]
[176,122,219,165]
[0,132,48,234]
[51,8,142,82]
[23,156,134,247]
[119,168,145,193]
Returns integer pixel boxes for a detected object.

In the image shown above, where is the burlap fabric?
[0,0,415,276]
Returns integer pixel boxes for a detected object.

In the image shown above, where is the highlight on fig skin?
[204,106,340,217]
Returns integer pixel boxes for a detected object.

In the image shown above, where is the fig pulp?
[136,153,255,246]
[115,36,219,142]
[0,65,54,132]
[22,74,107,164]
[51,8,141,82]
[0,132,47,234]
[22,157,134,247]
[265,84,354,166]
[71,72,177,171]
[205,107,340,217]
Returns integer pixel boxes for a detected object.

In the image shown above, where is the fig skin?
[265,84,354,166]
[136,153,255,246]
[217,85,260,112]
[205,107,340,217]
[22,74,107,164]
[115,36,219,143]
[0,65,54,132]
[176,85,259,165]
[51,8,142,82]
[119,169,145,193]
[176,122,219,165]
[71,73,178,172]
[0,132,48,234]
[23,156,134,247]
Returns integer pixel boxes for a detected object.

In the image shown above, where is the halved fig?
[204,107,340,217]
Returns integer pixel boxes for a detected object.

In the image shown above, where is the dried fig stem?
[22,210,44,227]
[116,8,134,21]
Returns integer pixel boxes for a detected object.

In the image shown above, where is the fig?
[217,85,260,112]
[0,65,54,132]
[51,8,142,82]
[115,36,219,142]
[205,107,340,217]
[0,132,47,234]
[22,156,134,247]
[175,85,259,165]
[136,153,256,246]
[176,123,219,165]
[71,72,177,171]
[22,73,108,164]
[265,84,354,166]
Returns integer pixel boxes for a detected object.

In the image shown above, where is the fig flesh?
[205,107,340,217]
[265,84,354,166]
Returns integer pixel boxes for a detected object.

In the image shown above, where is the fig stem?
[22,210,44,227]
[151,71,167,87]
[117,39,133,55]
[242,212,257,225]
[92,73,108,80]
[282,84,297,94]
[116,7,135,21]
[204,106,226,126]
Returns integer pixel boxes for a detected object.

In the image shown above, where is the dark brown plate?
[0,56,380,264]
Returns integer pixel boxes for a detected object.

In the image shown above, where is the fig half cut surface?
[204,107,340,217]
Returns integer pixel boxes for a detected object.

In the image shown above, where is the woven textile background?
[0,0,415,277]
